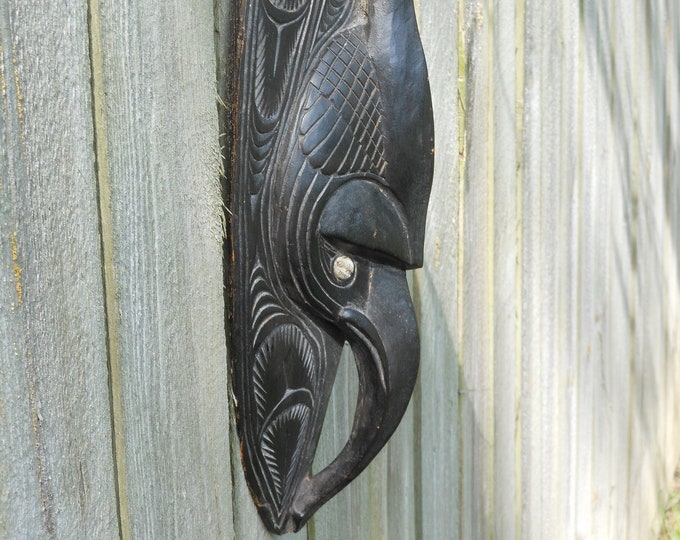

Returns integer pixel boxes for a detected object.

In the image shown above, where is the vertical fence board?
[633,2,670,536]
[385,384,417,540]
[557,2,580,538]
[0,2,119,538]
[602,105,620,540]
[583,3,616,539]
[459,2,494,538]
[652,3,677,532]
[411,0,461,538]
[91,0,234,537]
[519,3,546,536]
[664,0,680,495]
[629,1,657,536]
[536,6,562,535]
[491,0,519,538]
[575,36,595,536]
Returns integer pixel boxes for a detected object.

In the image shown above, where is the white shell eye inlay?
[332,255,356,282]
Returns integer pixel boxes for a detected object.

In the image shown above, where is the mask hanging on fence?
[227,0,434,532]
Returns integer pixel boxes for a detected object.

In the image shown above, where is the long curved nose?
[287,264,419,531]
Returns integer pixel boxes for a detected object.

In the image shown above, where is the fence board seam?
[87,0,130,537]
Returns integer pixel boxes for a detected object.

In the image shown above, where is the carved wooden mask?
[228,0,434,532]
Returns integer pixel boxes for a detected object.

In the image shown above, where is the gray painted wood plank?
[386,288,417,540]
[91,0,234,537]
[519,3,583,537]
[519,3,548,536]
[490,0,519,537]
[578,3,609,538]
[532,2,580,539]
[458,2,494,539]
[555,2,580,538]
[605,3,637,538]
[627,4,649,535]
[662,1,680,496]
[0,2,119,538]
[385,395,417,540]
[630,2,670,536]
[365,440,390,538]
[648,2,678,528]
[411,0,460,538]
[582,4,622,538]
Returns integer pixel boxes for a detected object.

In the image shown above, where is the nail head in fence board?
[93,0,234,536]
[0,2,119,537]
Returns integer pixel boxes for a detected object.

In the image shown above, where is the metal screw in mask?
[332,256,356,282]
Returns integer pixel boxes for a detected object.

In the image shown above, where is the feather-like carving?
[248,261,319,516]
[253,324,316,424]
[299,31,386,177]
[260,402,311,504]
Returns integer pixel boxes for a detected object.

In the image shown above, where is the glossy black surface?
[229,0,434,532]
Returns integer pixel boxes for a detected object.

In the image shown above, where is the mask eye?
[319,180,416,269]
[331,255,356,285]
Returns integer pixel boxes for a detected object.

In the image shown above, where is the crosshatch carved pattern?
[300,31,386,176]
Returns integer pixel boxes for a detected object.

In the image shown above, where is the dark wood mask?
[228,0,434,532]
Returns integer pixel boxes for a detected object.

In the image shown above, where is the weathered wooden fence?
[1,0,678,538]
